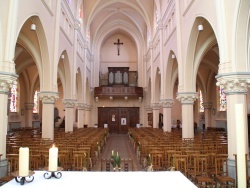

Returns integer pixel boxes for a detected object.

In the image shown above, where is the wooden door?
[98,108,108,128]
[98,107,139,134]
[109,109,119,133]
[129,108,139,127]
[119,109,129,134]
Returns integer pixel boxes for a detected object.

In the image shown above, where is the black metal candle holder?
[43,167,63,179]
[12,171,35,185]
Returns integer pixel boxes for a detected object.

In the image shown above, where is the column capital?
[25,102,34,110]
[176,92,198,104]
[145,105,152,111]
[203,102,212,109]
[160,99,174,108]
[38,91,59,104]
[216,75,250,94]
[75,103,86,110]
[63,99,77,108]
[0,72,18,94]
[150,103,161,110]
[85,105,92,111]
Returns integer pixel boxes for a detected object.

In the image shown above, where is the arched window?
[33,90,38,113]
[199,89,204,112]
[78,2,83,24]
[219,87,227,111]
[10,85,17,112]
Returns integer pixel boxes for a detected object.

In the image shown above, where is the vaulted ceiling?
[83,0,155,46]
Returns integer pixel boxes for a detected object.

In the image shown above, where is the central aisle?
[92,133,143,171]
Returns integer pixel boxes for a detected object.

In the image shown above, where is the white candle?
[49,144,58,171]
[19,147,29,176]
[235,104,247,188]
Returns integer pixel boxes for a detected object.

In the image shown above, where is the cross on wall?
[114,39,123,56]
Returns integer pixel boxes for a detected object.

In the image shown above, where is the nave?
[1,126,240,187]
[92,133,142,171]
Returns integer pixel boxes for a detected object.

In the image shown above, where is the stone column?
[177,92,198,139]
[38,92,58,140]
[84,105,92,127]
[203,102,212,129]
[160,99,174,132]
[216,77,249,180]
[0,78,17,158]
[63,99,76,132]
[76,103,85,128]
[24,102,34,128]
[150,103,160,129]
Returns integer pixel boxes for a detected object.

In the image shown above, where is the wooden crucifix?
[114,39,123,56]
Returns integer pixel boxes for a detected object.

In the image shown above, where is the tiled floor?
[92,133,143,171]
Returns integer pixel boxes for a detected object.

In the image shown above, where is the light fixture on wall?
[95,97,98,102]
[171,54,175,59]
[139,97,142,102]
[124,96,128,102]
[31,23,36,31]
[198,24,203,31]
[110,96,113,101]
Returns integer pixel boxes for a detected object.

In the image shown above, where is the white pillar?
[38,92,58,140]
[2,0,19,74]
[24,102,34,128]
[160,99,174,132]
[235,104,247,188]
[63,99,76,132]
[0,91,9,160]
[0,76,17,160]
[76,103,85,128]
[216,76,249,180]
[151,103,160,129]
[177,92,198,139]
[216,78,249,159]
[84,105,92,127]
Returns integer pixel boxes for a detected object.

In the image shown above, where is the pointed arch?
[185,17,217,91]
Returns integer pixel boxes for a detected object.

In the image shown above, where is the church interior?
[0,0,250,187]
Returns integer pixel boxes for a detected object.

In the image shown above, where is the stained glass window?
[33,90,38,113]
[78,2,83,24]
[199,90,204,112]
[10,85,17,112]
[219,87,227,111]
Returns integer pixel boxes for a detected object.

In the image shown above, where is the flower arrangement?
[83,152,87,171]
[146,154,153,171]
[147,154,152,165]
[111,150,121,169]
